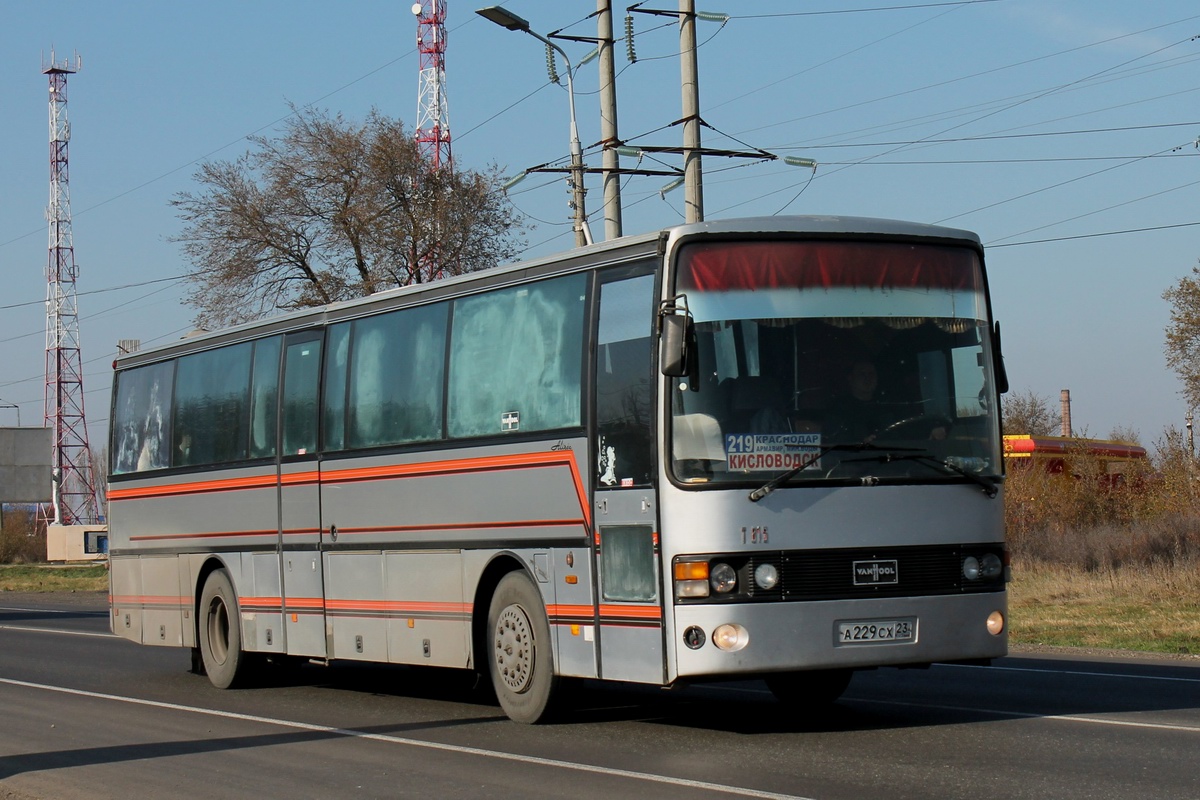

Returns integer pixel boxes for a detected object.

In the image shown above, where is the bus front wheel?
[487,572,558,723]
[198,569,251,689]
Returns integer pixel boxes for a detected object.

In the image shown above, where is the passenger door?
[277,331,327,657]
[592,270,665,683]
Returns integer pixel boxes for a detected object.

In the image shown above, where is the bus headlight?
[962,556,981,581]
[754,563,779,591]
[980,553,1003,580]
[710,563,737,594]
[712,623,749,651]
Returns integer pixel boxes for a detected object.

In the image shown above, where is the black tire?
[765,668,853,710]
[198,569,252,689]
[487,571,558,723]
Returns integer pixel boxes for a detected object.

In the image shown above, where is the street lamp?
[477,5,593,247]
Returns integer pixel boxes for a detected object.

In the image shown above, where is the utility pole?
[597,0,622,239]
[679,0,703,223]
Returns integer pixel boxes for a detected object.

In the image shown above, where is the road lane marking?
[722,685,1200,733]
[0,677,814,800]
[0,624,115,639]
[942,662,1200,684]
[847,697,1200,733]
[0,606,107,616]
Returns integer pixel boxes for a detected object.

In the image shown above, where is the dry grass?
[1009,559,1200,654]
[1004,438,1200,654]
[0,564,108,593]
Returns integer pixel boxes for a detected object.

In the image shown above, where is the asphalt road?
[1,593,1198,799]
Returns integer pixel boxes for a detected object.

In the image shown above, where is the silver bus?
[108,216,1009,723]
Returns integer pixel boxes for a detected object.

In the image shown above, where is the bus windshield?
[669,238,1002,487]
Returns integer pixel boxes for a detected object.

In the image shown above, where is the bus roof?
[117,215,983,370]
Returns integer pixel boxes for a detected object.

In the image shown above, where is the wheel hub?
[494,605,533,693]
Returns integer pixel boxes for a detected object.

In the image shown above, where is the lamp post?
[477,5,593,247]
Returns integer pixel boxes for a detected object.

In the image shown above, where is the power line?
[988,221,1200,248]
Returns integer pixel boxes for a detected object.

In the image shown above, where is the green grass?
[0,564,109,594]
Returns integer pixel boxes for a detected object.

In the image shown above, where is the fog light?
[712,623,749,651]
[987,611,1005,635]
[710,562,737,594]
[754,563,779,590]
[962,556,980,581]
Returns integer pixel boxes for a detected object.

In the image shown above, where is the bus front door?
[593,270,665,684]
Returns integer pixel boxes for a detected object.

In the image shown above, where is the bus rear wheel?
[487,572,558,724]
[198,569,252,689]
[765,668,853,711]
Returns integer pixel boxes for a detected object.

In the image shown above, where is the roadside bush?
[1005,429,1200,573]
[0,507,46,564]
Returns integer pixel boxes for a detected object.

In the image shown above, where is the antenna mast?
[41,51,100,526]
[414,0,452,170]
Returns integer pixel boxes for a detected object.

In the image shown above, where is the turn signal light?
[674,561,709,581]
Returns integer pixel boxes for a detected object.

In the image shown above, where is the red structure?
[41,52,100,526]
[1003,434,1146,481]
[414,0,452,170]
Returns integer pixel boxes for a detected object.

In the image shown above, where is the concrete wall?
[0,428,52,503]
[46,523,108,562]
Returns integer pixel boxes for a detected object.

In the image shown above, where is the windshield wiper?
[747,441,918,502]
[840,450,1000,499]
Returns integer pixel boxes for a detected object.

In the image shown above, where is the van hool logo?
[853,559,899,586]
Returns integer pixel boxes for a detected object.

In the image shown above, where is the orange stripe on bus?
[598,604,663,620]
[546,604,594,617]
[109,451,593,529]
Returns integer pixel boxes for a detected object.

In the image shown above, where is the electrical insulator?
[625,15,637,63]
[545,42,560,85]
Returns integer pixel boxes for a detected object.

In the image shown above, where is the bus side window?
[283,337,323,456]
[249,337,281,459]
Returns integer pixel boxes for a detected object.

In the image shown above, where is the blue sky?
[2,0,1199,449]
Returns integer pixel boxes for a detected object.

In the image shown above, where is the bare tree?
[172,107,527,328]
[1001,389,1061,436]
[1164,263,1200,410]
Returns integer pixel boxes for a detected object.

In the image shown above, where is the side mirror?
[660,314,690,377]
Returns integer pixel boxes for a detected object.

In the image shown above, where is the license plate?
[836,618,916,645]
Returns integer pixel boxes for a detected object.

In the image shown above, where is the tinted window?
[173,343,253,467]
[448,274,586,438]
[249,337,281,459]
[111,361,175,475]
[283,337,322,456]
[323,324,350,451]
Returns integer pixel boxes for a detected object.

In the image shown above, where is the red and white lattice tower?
[41,52,100,526]
[415,0,452,170]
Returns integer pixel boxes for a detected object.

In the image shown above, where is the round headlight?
[981,552,1003,580]
[753,563,779,590]
[962,556,980,581]
[712,623,749,651]
[710,562,737,594]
